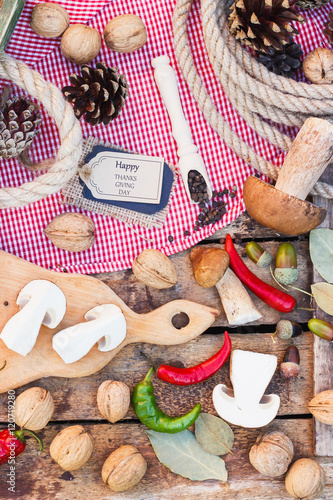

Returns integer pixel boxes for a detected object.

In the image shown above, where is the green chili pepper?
[132,367,201,433]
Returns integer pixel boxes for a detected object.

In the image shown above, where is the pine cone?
[324,12,333,45]
[0,96,41,159]
[62,62,129,126]
[256,42,303,78]
[229,0,305,54]
[297,0,330,8]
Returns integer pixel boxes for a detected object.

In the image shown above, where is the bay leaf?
[195,413,234,456]
[146,429,228,482]
[311,282,333,315]
[310,229,333,284]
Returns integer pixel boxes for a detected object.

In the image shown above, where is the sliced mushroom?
[213,349,280,428]
[52,304,127,364]
[190,247,262,325]
[243,117,332,235]
[0,280,66,356]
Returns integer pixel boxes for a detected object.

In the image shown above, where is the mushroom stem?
[215,268,262,326]
[275,117,333,200]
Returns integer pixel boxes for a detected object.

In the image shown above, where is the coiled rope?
[173,0,333,198]
[0,51,82,208]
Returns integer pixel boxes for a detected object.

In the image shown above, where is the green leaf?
[146,429,228,482]
[311,283,333,315]
[195,413,234,456]
[310,229,333,284]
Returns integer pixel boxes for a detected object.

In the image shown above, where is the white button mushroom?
[213,350,280,428]
[0,280,67,356]
[52,304,127,364]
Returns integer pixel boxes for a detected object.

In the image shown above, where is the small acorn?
[280,345,300,402]
[274,243,298,285]
[246,241,272,268]
[308,318,333,341]
[275,320,302,340]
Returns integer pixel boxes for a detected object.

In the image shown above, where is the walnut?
[30,3,70,38]
[44,212,95,252]
[50,425,93,471]
[249,431,294,477]
[308,390,333,425]
[303,48,333,84]
[14,387,54,431]
[132,249,177,289]
[104,14,147,53]
[285,458,325,500]
[97,380,130,423]
[61,24,101,65]
[102,445,147,492]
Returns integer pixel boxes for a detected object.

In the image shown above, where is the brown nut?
[50,425,93,471]
[102,445,147,492]
[285,458,325,500]
[132,249,177,289]
[14,387,54,431]
[61,24,101,64]
[303,48,333,84]
[249,431,294,477]
[308,390,333,425]
[30,2,70,38]
[190,247,229,288]
[44,212,95,252]
[104,14,147,53]
[97,380,130,423]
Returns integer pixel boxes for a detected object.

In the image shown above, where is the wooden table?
[0,204,332,499]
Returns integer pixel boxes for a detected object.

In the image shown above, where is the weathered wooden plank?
[96,241,313,326]
[0,0,25,51]
[1,419,331,500]
[313,165,333,457]
[0,333,313,422]
[208,212,285,241]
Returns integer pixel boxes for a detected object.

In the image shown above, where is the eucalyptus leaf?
[146,429,228,482]
[310,229,333,284]
[311,283,333,315]
[195,413,234,456]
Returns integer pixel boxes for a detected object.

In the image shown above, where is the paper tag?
[81,151,164,204]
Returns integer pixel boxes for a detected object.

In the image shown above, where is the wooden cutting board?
[0,250,219,393]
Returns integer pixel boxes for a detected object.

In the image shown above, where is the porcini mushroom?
[52,304,126,364]
[243,117,332,235]
[0,280,66,356]
[213,350,280,428]
[190,247,262,325]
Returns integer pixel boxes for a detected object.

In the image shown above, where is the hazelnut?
[104,14,147,53]
[97,380,130,423]
[303,48,333,84]
[14,387,54,431]
[190,247,229,288]
[132,249,177,289]
[30,3,70,38]
[249,431,294,477]
[102,445,147,492]
[50,425,93,471]
[308,390,333,425]
[61,24,101,65]
[44,212,95,252]
[285,458,325,500]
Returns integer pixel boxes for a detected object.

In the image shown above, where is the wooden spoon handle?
[127,299,219,344]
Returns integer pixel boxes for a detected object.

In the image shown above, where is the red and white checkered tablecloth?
[0,0,332,274]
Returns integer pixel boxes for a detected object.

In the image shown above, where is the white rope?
[0,51,82,208]
[173,0,333,198]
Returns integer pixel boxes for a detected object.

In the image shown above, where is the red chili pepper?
[225,234,296,313]
[157,331,231,386]
[0,428,43,465]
